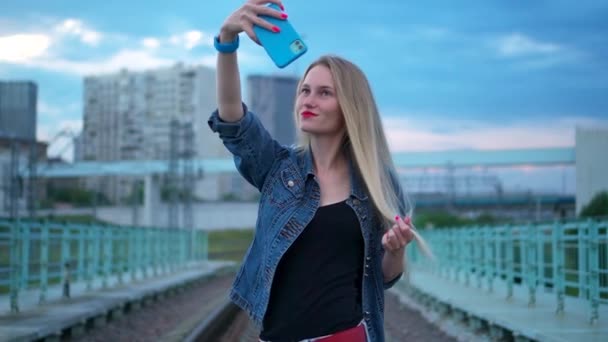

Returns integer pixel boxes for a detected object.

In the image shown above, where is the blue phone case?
[253,3,308,68]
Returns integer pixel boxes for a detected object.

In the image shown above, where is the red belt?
[313,323,367,342]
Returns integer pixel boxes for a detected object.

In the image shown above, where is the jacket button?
[364,272,369,277]
[366,257,371,261]
[287,180,294,187]
[365,264,370,268]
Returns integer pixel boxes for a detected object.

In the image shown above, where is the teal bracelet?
[214,34,239,53]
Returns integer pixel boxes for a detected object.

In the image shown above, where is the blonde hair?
[294,55,433,259]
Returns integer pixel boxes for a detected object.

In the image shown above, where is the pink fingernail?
[395,216,400,221]
[281,13,288,19]
[405,217,411,224]
[272,26,280,33]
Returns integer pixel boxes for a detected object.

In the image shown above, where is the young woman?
[209,1,430,341]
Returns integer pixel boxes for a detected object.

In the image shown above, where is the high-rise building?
[576,127,608,214]
[73,133,84,161]
[0,81,37,141]
[82,63,228,202]
[247,74,299,147]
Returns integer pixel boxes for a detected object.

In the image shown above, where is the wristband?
[214,34,239,53]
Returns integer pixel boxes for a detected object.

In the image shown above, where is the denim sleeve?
[208,103,285,190]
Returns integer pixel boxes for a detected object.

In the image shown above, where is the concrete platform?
[395,270,608,342]
[0,261,234,342]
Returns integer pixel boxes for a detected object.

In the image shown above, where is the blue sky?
[1,0,606,192]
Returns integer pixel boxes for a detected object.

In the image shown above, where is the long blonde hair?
[294,55,433,259]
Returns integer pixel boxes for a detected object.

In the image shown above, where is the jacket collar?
[300,146,369,201]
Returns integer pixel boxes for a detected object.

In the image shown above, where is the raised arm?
[209,0,289,190]
[216,0,286,122]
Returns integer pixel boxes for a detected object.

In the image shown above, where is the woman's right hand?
[219,0,287,45]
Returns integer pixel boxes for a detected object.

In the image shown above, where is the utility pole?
[27,140,37,218]
[168,119,180,229]
[9,139,19,220]
[182,122,194,231]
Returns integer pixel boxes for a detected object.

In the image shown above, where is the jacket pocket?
[267,160,304,207]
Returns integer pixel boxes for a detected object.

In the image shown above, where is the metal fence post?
[578,221,588,301]
[117,227,124,285]
[10,220,21,313]
[475,226,483,289]
[20,222,30,291]
[129,228,137,282]
[525,224,537,307]
[506,224,514,300]
[102,226,112,288]
[61,224,71,298]
[468,227,474,286]
[76,224,85,282]
[154,228,159,273]
[86,223,95,291]
[588,220,600,324]
[553,220,565,315]
[38,221,48,304]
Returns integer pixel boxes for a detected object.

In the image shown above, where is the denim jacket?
[208,104,405,342]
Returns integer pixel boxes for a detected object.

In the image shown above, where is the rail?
[408,219,608,323]
[0,218,208,313]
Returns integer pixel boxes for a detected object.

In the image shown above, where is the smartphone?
[253,3,308,68]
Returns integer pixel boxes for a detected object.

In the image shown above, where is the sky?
[1,0,607,193]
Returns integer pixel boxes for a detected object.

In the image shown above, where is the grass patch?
[38,214,109,225]
[208,229,254,263]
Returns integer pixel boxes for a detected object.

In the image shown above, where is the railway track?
[185,291,458,342]
[72,270,237,342]
[76,270,457,342]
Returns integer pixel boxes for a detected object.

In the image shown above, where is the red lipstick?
[301,111,318,118]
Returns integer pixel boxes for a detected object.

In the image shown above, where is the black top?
[260,200,364,341]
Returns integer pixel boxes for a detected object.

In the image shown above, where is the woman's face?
[295,65,345,136]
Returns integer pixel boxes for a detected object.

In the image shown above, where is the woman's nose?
[302,97,317,108]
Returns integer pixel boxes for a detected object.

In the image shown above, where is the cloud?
[381,113,607,152]
[0,16,268,77]
[141,30,215,50]
[0,18,103,64]
[495,33,562,57]
[169,30,213,49]
[0,34,51,62]
[21,49,175,75]
[142,37,161,49]
[54,19,102,46]
[0,19,251,75]
[489,33,585,70]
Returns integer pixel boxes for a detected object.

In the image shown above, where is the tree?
[580,191,608,218]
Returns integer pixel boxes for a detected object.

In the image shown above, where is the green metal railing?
[408,219,608,323]
[0,219,208,313]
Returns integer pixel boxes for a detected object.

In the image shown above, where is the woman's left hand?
[382,216,414,256]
